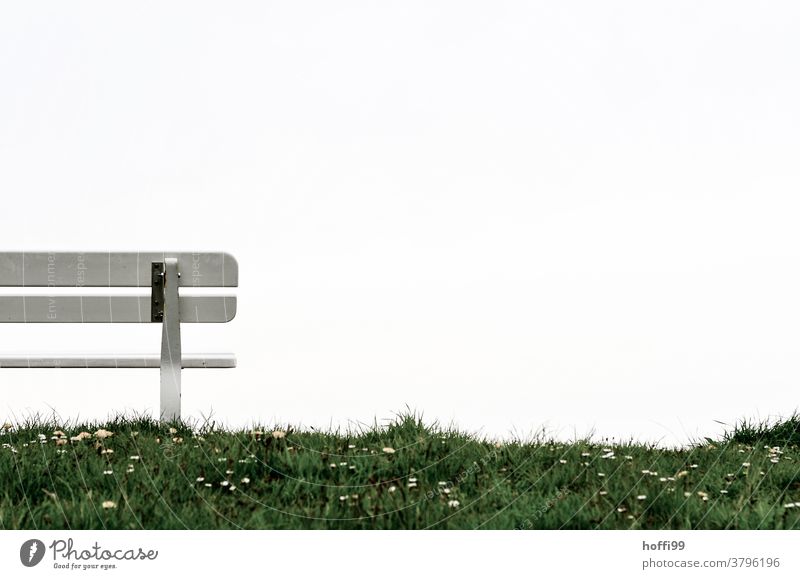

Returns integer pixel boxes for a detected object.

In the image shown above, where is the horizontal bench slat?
[0,354,236,368]
[0,252,237,287]
[0,296,236,323]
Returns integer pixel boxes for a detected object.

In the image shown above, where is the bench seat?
[0,354,236,369]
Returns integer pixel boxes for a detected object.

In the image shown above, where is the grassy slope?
[1,413,799,529]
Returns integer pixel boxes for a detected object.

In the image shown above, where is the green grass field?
[2,412,799,529]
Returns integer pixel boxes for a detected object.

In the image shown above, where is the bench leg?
[160,257,182,422]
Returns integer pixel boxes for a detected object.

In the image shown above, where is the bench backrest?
[0,252,237,323]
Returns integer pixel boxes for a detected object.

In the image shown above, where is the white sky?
[1,1,799,446]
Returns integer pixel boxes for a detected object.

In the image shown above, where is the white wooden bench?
[0,252,237,421]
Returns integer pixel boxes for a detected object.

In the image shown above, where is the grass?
[1,411,800,529]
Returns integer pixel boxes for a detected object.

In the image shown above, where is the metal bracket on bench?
[157,259,182,422]
[151,262,165,322]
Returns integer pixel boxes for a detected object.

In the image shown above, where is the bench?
[0,252,238,421]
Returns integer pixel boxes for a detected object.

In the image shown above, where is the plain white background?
[1,1,799,446]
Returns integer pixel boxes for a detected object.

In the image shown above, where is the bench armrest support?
[160,258,182,422]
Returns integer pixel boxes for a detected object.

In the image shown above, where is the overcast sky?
[1,1,799,446]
